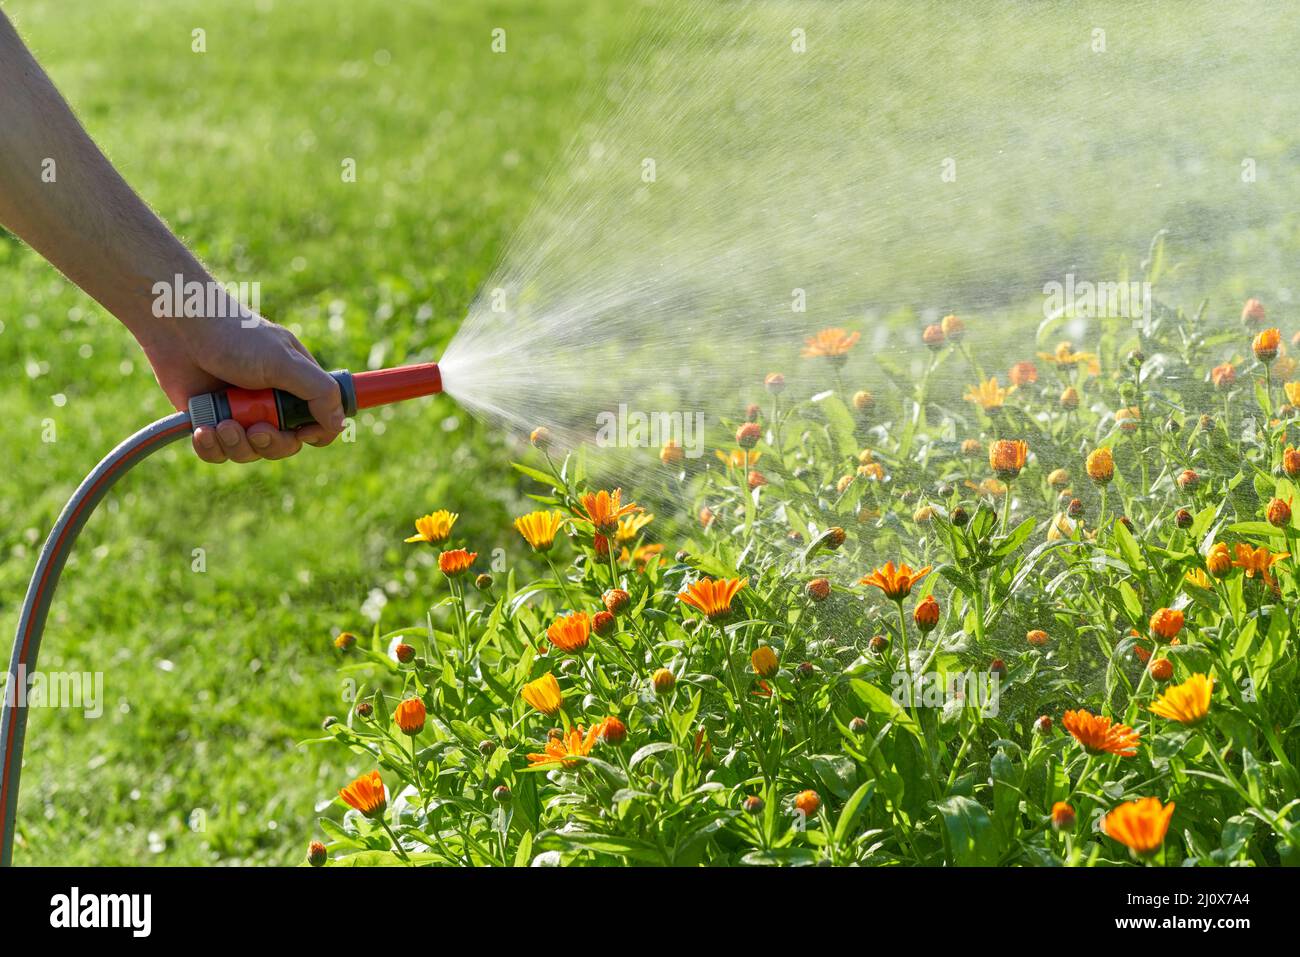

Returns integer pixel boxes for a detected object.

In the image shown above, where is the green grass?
[1,0,1298,863]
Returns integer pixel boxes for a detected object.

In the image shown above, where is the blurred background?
[1,0,1298,863]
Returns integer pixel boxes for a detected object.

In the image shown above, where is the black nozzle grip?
[275,370,357,429]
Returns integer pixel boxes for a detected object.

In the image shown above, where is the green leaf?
[937,796,999,866]
[833,780,875,844]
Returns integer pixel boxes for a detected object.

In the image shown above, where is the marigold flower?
[1009,361,1038,386]
[961,438,983,457]
[1285,382,1300,407]
[1051,802,1076,831]
[1115,406,1140,432]
[963,376,1013,412]
[1211,363,1236,390]
[589,610,615,637]
[339,770,387,818]
[394,643,415,664]
[595,715,627,746]
[822,526,847,550]
[405,509,458,544]
[614,512,654,544]
[743,795,765,815]
[764,372,786,393]
[699,506,715,528]
[1149,673,1213,725]
[1085,447,1115,484]
[1038,341,1100,375]
[922,323,945,349]
[603,588,630,615]
[1254,327,1281,362]
[913,595,940,632]
[852,390,874,411]
[1034,715,1053,736]
[1176,469,1198,490]
[1062,708,1140,757]
[1047,468,1070,487]
[514,510,567,552]
[660,440,685,465]
[859,561,931,601]
[806,578,830,601]
[1026,629,1048,647]
[1206,542,1232,577]
[334,631,357,651]
[989,439,1029,479]
[1105,797,1175,857]
[913,505,936,524]
[802,327,860,359]
[1149,607,1184,641]
[651,668,676,695]
[438,548,476,577]
[736,422,762,449]
[1148,658,1173,682]
[530,426,553,449]
[1285,447,1300,478]
[678,577,747,621]
[527,724,600,770]
[794,790,821,817]
[1232,543,1289,587]
[941,313,965,340]
[715,448,762,469]
[751,645,779,679]
[575,489,642,535]
[1241,298,1266,324]
[394,697,426,735]
[520,672,563,716]
[308,841,327,867]
[1267,497,1292,527]
[547,612,591,653]
[1059,385,1079,409]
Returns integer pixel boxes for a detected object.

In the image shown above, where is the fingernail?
[196,429,217,450]
[249,431,271,449]
[218,423,241,446]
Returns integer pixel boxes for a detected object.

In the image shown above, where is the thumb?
[275,351,346,432]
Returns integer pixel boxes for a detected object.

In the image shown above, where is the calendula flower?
[334,631,357,651]
[1085,447,1115,484]
[1241,298,1266,324]
[1051,802,1076,831]
[405,510,458,544]
[1232,543,1289,587]
[941,313,965,340]
[651,668,676,694]
[736,422,762,448]
[1059,385,1080,409]
[802,327,860,359]
[530,426,553,449]
[1284,382,1300,407]
[989,439,1029,479]
[1149,673,1213,725]
[859,561,932,601]
[715,448,762,469]
[1105,797,1175,857]
[961,438,983,457]
[1254,327,1281,362]
[520,672,563,716]
[1149,607,1184,641]
[1211,363,1236,390]
[1184,568,1211,590]
[394,697,426,736]
[527,724,600,769]
[1038,341,1101,375]
[1115,407,1140,432]
[594,715,627,745]
[614,512,654,544]
[546,612,591,653]
[625,543,664,570]
[514,510,567,552]
[660,440,685,465]
[1026,629,1048,647]
[1267,497,1292,527]
[1009,361,1038,386]
[764,372,786,393]
[794,790,821,817]
[751,645,779,679]
[852,390,874,410]
[914,595,940,632]
[339,770,387,818]
[1148,658,1174,681]
[1047,468,1070,487]
[963,376,1014,412]
[438,548,476,577]
[575,489,641,535]
[922,323,945,349]
[678,577,748,621]
[1062,709,1140,757]
[1206,542,1232,577]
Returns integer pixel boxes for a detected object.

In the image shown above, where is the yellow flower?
[963,376,1014,412]
[988,439,1028,479]
[614,512,654,544]
[801,327,860,358]
[859,561,931,601]
[1253,327,1281,362]
[1038,341,1100,375]
[1232,543,1289,588]
[1285,381,1300,407]
[546,612,591,653]
[715,448,762,469]
[520,672,563,716]
[527,724,600,769]
[574,489,641,535]
[1085,447,1115,484]
[678,577,748,621]
[1206,541,1232,577]
[751,645,779,679]
[1149,673,1213,725]
[514,510,567,552]
[1105,797,1175,857]
[1184,568,1211,590]
[405,510,458,544]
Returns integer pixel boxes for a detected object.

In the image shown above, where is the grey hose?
[0,411,192,865]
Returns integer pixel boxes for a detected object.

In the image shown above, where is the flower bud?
[493,784,512,804]
[1026,629,1048,647]
[743,795,765,815]
[308,841,327,867]
[333,631,357,651]
[395,643,416,664]
[592,610,616,637]
[1051,802,1076,831]
[913,595,940,633]
[1148,658,1173,682]
[652,668,676,695]
[794,790,821,817]
[764,372,786,394]
[736,422,762,448]
[751,645,779,679]
[604,588,631,615]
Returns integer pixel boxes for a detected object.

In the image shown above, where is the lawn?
[1,0,1297,864]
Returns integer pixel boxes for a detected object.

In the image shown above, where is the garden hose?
[0,361,442,865]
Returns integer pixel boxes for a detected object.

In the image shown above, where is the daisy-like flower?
[527,724,601,770]
[1232,543,1289,588]
[941,313,965,340]
[963,376,1014,412]
[988,439,1028,479]
[339,770,387,818]
[1284,382,1300,407]
[514,510,567,552]
[859,561,932,601]
[801,327,860,359]
[438,548,476,577]
[546,611,591,653]
[574,489,641,535]
[404,510,458,544]
[520,672,563,716]
[614,512,654,544]
[1104,797,1175,857]
[1008,361,1038,386]
[1038,340,1101,375]
[1253,327,1281,363]
[1211,363,1236,390]
[1061,709,1140,757]
[1149,607,1184,641]
[678,577,748,621]
[1085,447,1115,484]
[1149,673,1213,725]
[715,448,762,469]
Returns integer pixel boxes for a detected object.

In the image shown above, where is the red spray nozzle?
[186,362,442,432]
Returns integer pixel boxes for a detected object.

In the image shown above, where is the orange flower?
[1149,673,1213,725]
[1061,709,1140,757]
[527,724,600,770]
[1026,629,1048,647]
[859,561,931,601]
[715,448,762,469]
[913,595,940,632]
[794,790,821,817]
[1037,341,1101,375]
[339,770,387,818]
[1009,361,1038,386]
[1253,327,1281,362]
[1285,446,1300,478]
[438,548,476,577]
[405,510,458,544]
[593,715,627,745]
[575,489,641,535]
[1085,447,1115,484]
[678,577,747,621]
[963,377,1013,412]
[1148,607,1184,641]
[520,672,563,716]
[1051,802,1076,831]
[989,439,1028,479]
[660,440,685,465]
[1267,497,1292,527]
[802,327,860,359]
[394,697,426,735]
[514,510,567,552]
[1211,363,1236,389]
[1232,543,1289,587]
[1059,386,1079,409]
[546,612,591,653]
[751,645,779,679]
[651,668,676,694]
[922,323,945,349]
[1241,298,1266,324]
[941,314,965,340]
[1206,542,1232,577]
[1105,797,1175,857]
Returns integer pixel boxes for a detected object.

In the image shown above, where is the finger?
[215,419,261,464]
[247,422,303,460]
[295,422,340,448]
[274,347,345,434]
[192,426,228,464]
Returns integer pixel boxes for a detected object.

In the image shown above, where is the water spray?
[0,362,443,865]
